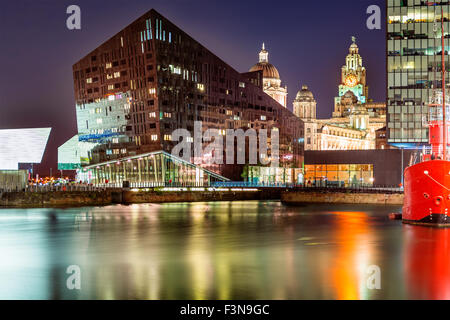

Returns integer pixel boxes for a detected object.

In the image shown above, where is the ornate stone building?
[249,44,288,107]
[333,37,369,118]
[294,38,386,151]
[293,85,316,120]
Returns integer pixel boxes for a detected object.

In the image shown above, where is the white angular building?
[0,128,51,170]
[0,128,51,191]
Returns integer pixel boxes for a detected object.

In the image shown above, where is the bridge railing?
[292,185,403,194]
[5,182,403,193]
[211,181,290,188]
[24,184,107,193]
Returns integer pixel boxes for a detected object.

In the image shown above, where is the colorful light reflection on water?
[0,201,448,300]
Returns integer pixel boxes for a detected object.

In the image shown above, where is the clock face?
[344,74,358,87]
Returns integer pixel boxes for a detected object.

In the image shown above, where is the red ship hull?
[403,160,450,227]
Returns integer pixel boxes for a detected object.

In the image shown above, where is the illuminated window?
[149,112,156,118]
[261,115,266,121]
[114,72,120,78]
[171,66,181,75]
[156,18,159,40]
[226,110,233,116]
[164,134,171,141]
[149,88,156,95]
[108,85,114,90]
[121,148,127,154]
[107,74,113,79]
[151,135,158,141]
[112,138,119,144]
[197,83,205,91]
[106,63,112,69]
[86,78,92,84]
[239,82,245,88]
[164,112,172,118]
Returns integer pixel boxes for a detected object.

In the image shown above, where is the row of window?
[388,0,449,8]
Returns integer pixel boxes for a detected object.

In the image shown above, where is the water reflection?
[0,202,448,299]
[404,226,450,300]
[330,211,372,300]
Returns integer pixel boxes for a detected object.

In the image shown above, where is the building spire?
[259,42,268,63]
[349,35,359,54]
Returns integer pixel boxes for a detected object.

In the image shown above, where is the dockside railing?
[1,182,404,193]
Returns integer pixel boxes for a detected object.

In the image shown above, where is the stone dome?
[295,85,315,101]
[249,43,280,80]
[249,62,280,80]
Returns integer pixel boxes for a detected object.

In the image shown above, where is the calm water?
[0,201,448,300]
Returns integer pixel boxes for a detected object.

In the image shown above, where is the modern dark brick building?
[60,9,304,181]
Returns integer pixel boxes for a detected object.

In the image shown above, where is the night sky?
[0,0,386,175]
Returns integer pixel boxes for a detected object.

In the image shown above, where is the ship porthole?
[435,196,443,206]
[424,193,430,199]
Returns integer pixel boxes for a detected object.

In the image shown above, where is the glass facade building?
[60,9,304,182]
[387,0,450,145]
[304,164,374,187]
[246,166,298,185]
[77,151,228,187]
[304,149,415,187]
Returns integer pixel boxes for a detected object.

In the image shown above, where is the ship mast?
[441,6,447,160]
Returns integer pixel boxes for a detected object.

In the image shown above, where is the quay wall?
[0,189,404,208]
[281,191,404,205]
[0,191,113,208]
[0,189,282,208]
[123,189,280,204]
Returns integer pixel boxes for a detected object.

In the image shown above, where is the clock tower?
[333,37,368,118]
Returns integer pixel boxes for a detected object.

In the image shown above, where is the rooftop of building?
[294,85,315,101]
[249,43,281,80]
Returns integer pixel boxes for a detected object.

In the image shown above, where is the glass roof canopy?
[77,150,229,187]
